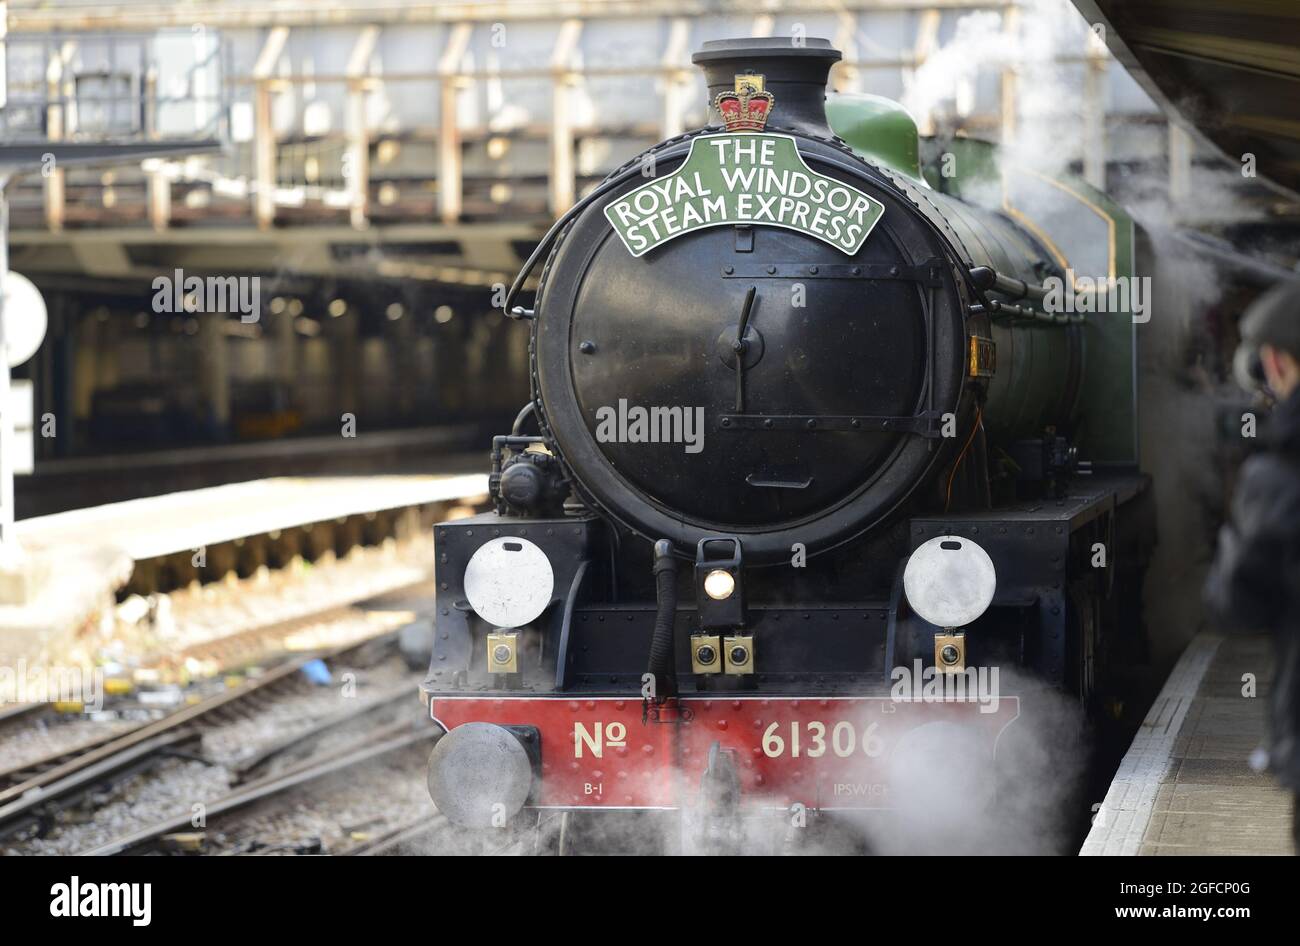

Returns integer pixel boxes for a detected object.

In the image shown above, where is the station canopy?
[1074,0,1300,197]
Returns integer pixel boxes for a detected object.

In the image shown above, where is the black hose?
[647,539,678,703]
[510,401,537,436]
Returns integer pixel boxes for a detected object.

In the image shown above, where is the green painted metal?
[826,93,924,182]
[1073,190,1141,466]
[920,135,1142,466]
[819,103,1143,466]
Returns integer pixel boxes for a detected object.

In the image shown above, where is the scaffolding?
[0,5,228,573]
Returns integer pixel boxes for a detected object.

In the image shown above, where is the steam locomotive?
[420,37,1153,848]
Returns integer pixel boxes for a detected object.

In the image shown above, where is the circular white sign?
[2,272,48,368]
[903,535,997,628]
[463,536,555,628]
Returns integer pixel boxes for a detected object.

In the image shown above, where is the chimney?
[691,37,842,138]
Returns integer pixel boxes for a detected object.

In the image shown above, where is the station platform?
[1082,631,1295,855]
[17,425,482,519]
[0,473,488,672]
[13,474,487,562]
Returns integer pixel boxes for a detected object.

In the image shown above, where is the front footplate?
[427,694,1020,811]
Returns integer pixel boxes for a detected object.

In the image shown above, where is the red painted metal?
[429,694,1020,810]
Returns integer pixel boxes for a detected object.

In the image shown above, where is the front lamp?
[703,568,736,600]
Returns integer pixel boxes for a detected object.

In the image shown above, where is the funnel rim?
[691,36,841,65]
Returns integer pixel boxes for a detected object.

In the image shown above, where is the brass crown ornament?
[714,79,774,132]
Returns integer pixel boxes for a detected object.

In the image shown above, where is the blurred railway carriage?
[420,37,1154,848]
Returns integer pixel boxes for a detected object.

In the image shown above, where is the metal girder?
[0,141,224,174]
[346,26,380,229]
[253,26,290,230]
[438,23,473,224]
[548,19,584,216]
[7,1,1020,32]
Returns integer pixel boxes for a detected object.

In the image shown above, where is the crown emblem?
[714,77,774,132]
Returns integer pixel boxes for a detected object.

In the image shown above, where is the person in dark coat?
[1204,278,1300,852]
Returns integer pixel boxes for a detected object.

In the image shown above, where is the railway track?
[344,811,573,857]
[0,609,423,845]
[0,474,492,855]
[0,556,441,793]
[81,720,440,855]
[344,815,449,856]
[0,607,405,803]
[0,703,46,727]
